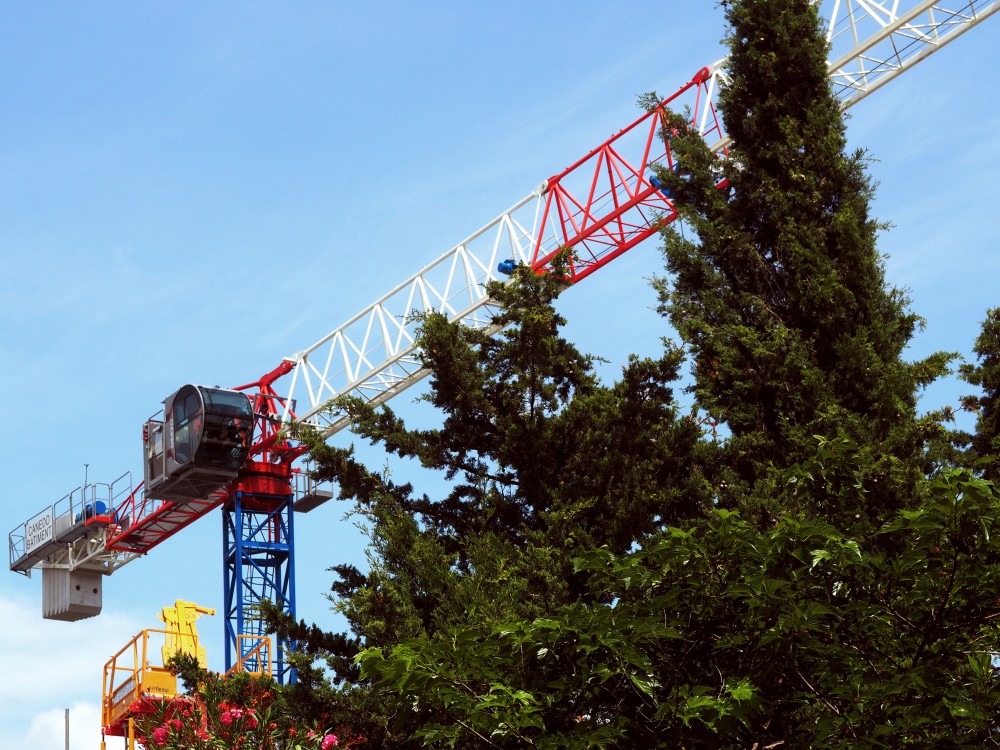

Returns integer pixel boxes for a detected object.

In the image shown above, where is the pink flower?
[220,711,234,726]
[152,726,168,747]
[322,734,339,749]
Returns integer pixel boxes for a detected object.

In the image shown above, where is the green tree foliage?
[650,0,951,529]
[960,308,1000,479]
[266,256,708,746]
[360,466,1000,748]
[315,257,705,559]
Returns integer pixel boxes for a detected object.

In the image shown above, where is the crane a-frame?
[8,0,998,682]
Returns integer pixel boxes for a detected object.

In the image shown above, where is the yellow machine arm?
[158,599,216,668]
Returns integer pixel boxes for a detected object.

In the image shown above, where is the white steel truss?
[281,192,543,437]
[824,0,999,106]
[281,0,998,442]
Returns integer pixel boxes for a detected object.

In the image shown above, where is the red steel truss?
[532,67,725,281]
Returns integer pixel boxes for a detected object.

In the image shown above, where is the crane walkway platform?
[9,473,132,574]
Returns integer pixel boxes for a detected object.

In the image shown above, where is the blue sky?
[0,2,997,746]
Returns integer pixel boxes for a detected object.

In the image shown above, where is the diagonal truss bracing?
[283,192,546,436]
[283,68,722,438]
[824,0,999,106]
[280,0,997,442]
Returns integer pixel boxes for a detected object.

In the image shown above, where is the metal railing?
[101,628,179,735]
[9,472,132,574]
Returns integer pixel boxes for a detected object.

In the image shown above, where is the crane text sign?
[24,508,54,557]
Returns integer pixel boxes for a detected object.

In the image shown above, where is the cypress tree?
[959,308,1000,479]
[652,0,951,528]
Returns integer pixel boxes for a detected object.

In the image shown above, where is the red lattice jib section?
[530,67,727,282]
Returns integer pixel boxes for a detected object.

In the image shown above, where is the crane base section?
[42,568,102,621]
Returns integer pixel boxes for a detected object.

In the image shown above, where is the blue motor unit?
[497,259,518,275]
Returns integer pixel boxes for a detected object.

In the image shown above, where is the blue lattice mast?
[223,489,296,683]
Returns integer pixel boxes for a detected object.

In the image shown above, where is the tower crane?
[8,0,998,683]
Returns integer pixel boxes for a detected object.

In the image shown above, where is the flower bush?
[129,659,356,750]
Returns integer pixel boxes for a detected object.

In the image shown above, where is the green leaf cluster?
[359,468,1000,748]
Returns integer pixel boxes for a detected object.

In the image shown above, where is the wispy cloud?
[13,701,101,750]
